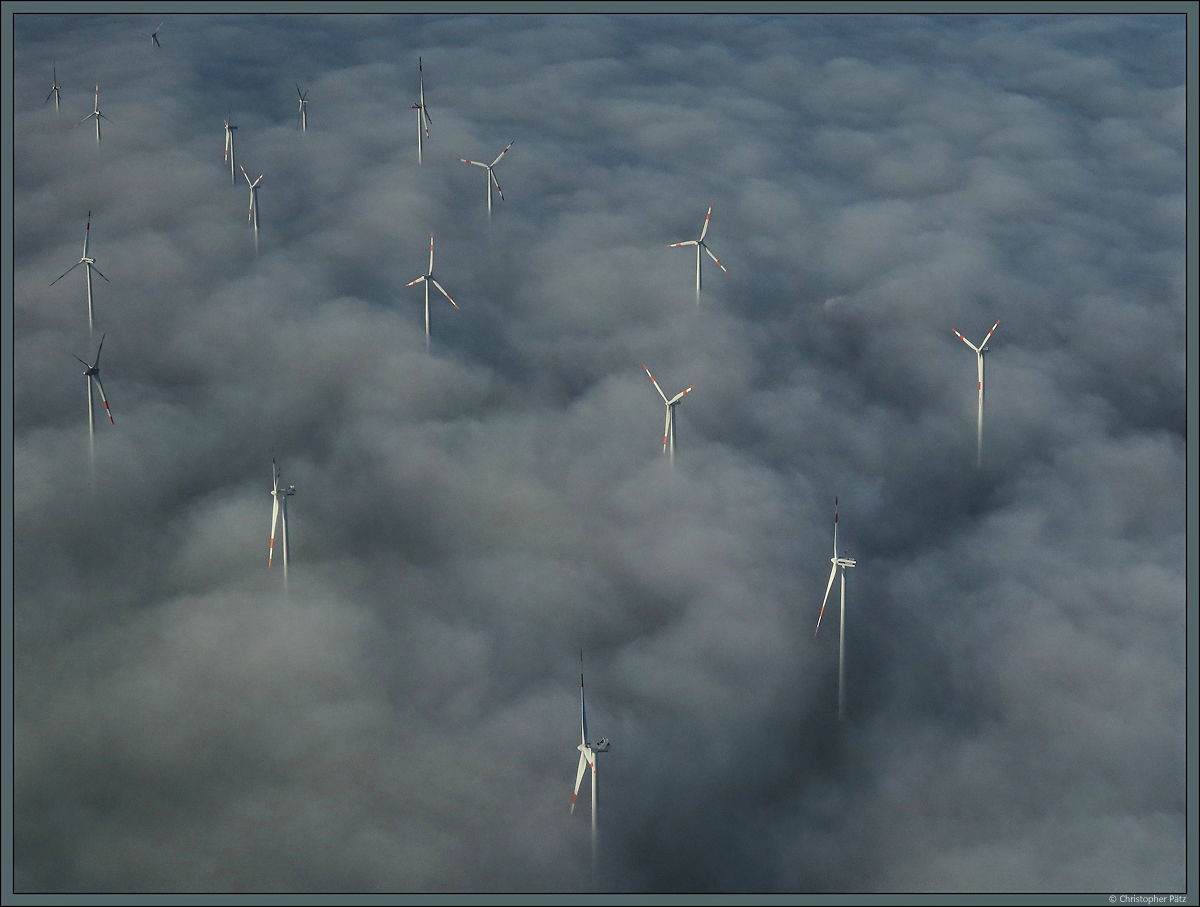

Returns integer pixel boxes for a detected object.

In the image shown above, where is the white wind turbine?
[241,166,263,254]
[643,365,693,466]
[570,651,610,880]
[668,203,728,299]
[814,497,857,722]
[296,84,309,132]
[269,457,297,592]
[953,321,999,467]
[50,210,108,335]
[77,84,110,144]
[412,56,431,164]
[404,233,459,349]
[45,63,61,111]
[151,21,163,47]
[73,333,114,468]
[457,141,513,216]
[223,116,237,184]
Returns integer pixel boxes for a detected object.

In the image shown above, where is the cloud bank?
[10,12,1187,893]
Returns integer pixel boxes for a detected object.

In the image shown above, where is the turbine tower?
[50,210,108,336]
[570,651,610,883]
[269,458,297,593]
[412,57,431,164]
[643,365,693,466]
[953,321,999,467]
[815,497,857,721]
[404,233,459,349]
[457,141,513,216]
[668,203,728,299]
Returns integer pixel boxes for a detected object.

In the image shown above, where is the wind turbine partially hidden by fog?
[269,458,296,593]
[404,233,459,349]
[668,203,728,300]
[241,166,263,254]
[412,56,431,164]
[45,64,61,111]
[953,321,999,467]
[223,116,237,184]
[457,141,513,216]
[77,84,110,144]
[815,497,856,722]
[73,333,114,473]
[50,210,108,336]
[571,651,610,883]
[644,365,693,466]
[151,21,163,47]
[296,84,309,132]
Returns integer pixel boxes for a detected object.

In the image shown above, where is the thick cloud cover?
[9,12,1187,894]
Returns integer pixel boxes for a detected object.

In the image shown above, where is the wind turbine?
[50,210,108,335]
[953,321,999,467]
[151,21,163,47]
[457,141,513,216]
[45,64,61,111]
[73,333,114,466]
[76,84,110,144]
[412,56,431,164]
[643,365,693,465]
[241,166,263,254]
[296,84,309,132]
[404,233,459,349]
[668,203,728,299]
[570,651,610,881]
[814,497,857,722]
[223,116,237,184]
[269,457,297,592]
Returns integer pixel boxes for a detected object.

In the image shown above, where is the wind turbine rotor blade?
[90,265,109,283]
[457,158,487,169]
[579,657,589,743]
[571,751,589,814]
[666,239,698,249]
[72,354,89,368]
[704,244,729,274]
[667,385,693,405]
[427,234,435,272]
[405,275,426,289]
[490,170,505,201]
[953,329,979,351]
[50,261,82,285]
[94,333,105,363]
[269,495,280,567]
[699,203,713,241]
[643,365,669,403]
[490,141,514,167]
[662,406,672,453]
[815,563,838,635]
[430,279,458,309]
[981,320,999,349]
[93,374,114,424]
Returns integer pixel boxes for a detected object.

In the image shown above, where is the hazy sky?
[8,11,1189,894]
